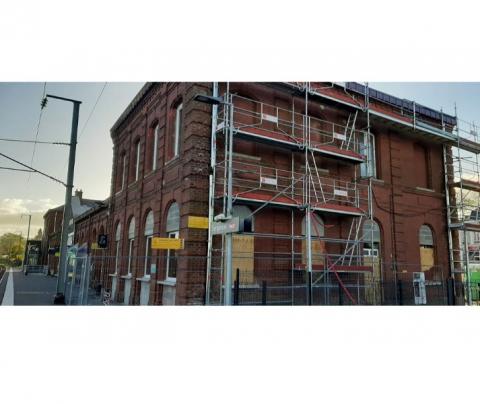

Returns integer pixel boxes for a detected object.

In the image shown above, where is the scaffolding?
[206,83,377,305]
[444,115,480,305]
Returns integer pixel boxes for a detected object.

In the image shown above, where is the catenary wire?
[0,151,67,187]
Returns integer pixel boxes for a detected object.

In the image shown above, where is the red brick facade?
[73,82,451,305]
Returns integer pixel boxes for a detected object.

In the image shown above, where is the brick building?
[74,82,478,305]
[41,190,103,274]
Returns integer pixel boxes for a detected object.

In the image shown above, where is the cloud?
[0,198,57,215]
[0,198,58,236]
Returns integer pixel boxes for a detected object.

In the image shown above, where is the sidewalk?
[0,269,57,305]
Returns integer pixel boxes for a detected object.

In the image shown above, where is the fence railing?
[59,251,475,306]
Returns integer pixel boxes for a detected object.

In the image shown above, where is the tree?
[33,228,43,240]
[0,233,26,265]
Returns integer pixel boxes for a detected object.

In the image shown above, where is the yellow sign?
[151,237,184,250]
[91,242,99,250]
[55,252,60,257]
[188,216,209,229]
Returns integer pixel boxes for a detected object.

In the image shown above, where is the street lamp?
[44,94,82,304]
[194,92,234,306]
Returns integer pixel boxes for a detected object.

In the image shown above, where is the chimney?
[75,189,83,201]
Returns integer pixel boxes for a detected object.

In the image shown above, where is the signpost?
[212,217,240,235]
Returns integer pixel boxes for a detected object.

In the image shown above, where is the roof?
[345,82,456,126]
[74,198,109,223]
[110,82,154,135]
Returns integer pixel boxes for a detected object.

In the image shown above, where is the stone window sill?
[136,275,151,282]
[157,279,176,287]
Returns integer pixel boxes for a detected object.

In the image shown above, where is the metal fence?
[58,248,476,306]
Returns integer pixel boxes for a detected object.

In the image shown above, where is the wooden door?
[231,235,254,284]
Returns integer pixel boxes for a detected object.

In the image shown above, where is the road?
[0,268,57,305]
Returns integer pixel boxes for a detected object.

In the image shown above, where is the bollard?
[262,281,267,305]
[447,278,455,305]
[397,280,404,306]
[233,268,240,305]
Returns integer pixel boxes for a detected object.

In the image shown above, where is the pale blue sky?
[0,82,479,236]
[0,82,144,236]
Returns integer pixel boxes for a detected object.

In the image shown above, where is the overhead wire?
[0,151,67,187]
[27,82,47,181]
[79,82,107,139]
[0,137,70,146]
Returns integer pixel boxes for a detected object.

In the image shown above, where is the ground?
[0,268,57,305]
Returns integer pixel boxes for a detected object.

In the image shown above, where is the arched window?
[143,211,154,276]
[165,202,180,281]
[419,225,435,272]
[114,222,122,274]
[127,217,136,275]
[301,213,325,266]
[363,219,381,257]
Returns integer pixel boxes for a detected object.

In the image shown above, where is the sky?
[0,82,479,237]
[0,82,144,237]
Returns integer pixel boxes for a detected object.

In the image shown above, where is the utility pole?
[46,95,82,304]
[21,213,32,267]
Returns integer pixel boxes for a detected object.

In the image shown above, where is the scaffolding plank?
[452,179,480,192]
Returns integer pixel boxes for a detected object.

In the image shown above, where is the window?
[419,225,435,272]
[167,102,183,161]
[174,103,183,158]
[114,223,121,274]
[127,217,135,276]
[144,211,154,276]
[121,153,127,190]
[363,220,381,257]
[152,124,159,171]
[361,133,376,178]
[165,202,180,281]
[134,140,141,182]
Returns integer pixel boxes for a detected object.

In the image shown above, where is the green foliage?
[0,232,26,265]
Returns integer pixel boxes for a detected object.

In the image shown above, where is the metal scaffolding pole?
[205,82,219,305]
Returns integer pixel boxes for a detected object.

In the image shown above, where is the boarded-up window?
[301,214,325,267]
[231,204,254,284]
[419,225,434,272]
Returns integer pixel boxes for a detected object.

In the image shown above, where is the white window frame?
[114,223,121,274]
[144,235,152,276]
[127,238,134,275]
[135,141,141,182]
[152,124,159,171]
[361,133,376,178]
[174,103,183,158]
[121,153,127,190]
[165,231,179,281]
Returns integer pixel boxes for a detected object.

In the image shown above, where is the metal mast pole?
[224,91,234,306]
[304,83,313,304]
[53,96,81,301]
[22,214,32,266]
